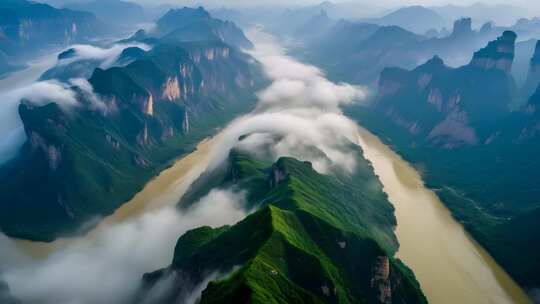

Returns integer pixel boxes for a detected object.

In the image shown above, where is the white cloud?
[206,29,367,174]
[1,189,247,304]
[58,43,151,69]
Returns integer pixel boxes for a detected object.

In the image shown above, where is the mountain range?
[0,0,105,76]
[0,7,264,241]
[292,14,497,85]
[346,30,540,290]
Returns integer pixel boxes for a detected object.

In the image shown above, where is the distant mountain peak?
[451,18,472,37]
[470,31,517,72]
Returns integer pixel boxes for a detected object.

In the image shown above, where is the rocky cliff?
[0,0,104,59]
[470,30,516,73]
[522,40,540,100]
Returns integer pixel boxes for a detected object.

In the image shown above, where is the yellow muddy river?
[7,109,531,303]
[13,135,219,257]
[357,127,531,304]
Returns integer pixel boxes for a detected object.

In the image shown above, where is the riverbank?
[12,135,220,258]
[357,127,531,304]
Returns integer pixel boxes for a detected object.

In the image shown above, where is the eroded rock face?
[269,165,287,188]
[30,132,63,170]
[470,31,517,73]
[371,256,392,304]
[427,88,443,111]
[452,18,472,37]
[190,47,231,63]
[161,77,181,101]
[182,111,190,134]
[144,94,154,116]
[523,41,540,100]
[428,109,478,148]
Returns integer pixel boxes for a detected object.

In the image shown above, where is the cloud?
[0,41,147,164]
[0,80,79,163]
[1,189,247,304]
[0,29,369,304]
[69,78,108,112]
[58,43,151,69]
[206,29,367,174]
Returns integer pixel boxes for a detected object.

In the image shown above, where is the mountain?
[0,10,264,241]
[361,31,517,148]
[365,6,448,34]
[295,16,497,85]
[346,30,540,289]
[0,0,104,59]
[138,151,427,303]
[154,7,253,49]
[64,0,146,26]
[513,38,536,88]
[522,40,540,101]
[431,3,532,27]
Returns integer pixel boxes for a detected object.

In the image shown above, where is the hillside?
[0,8,264,241]
[138,151,427,303]
[347,30,540,289]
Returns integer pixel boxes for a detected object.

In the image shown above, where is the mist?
[1,189,247,304]
[0,42,151,164]
[57,43,152,69]
[207,29,366,174]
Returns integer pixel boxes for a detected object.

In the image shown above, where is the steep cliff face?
[348,30,540,290]
[470,31,516,73]
[0,0,103,59]
[450,18,472,37]
[137,153,426,304]
[522,40,540,100]
[0,14,264,241]
[371,32,517,149]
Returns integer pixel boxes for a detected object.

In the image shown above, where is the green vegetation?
[0,11,265,241]
[140,151,426,303]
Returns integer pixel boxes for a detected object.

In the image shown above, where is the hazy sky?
[130,0,540,11]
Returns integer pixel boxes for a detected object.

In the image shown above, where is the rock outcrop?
[522,40,540,100]
[372,32,518,149]
[451,18,472,37]
[470,31,517,73]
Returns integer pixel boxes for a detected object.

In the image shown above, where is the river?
[12,125,530,303]
[1,34,532,303]
[357,127,531,304]
[13,135,219,258]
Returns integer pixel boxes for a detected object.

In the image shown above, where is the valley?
[1,1,539,303]
[3,32,531,304]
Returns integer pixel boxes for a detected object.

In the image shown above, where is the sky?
[129,0,540,11]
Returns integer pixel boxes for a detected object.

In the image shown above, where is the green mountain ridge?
[138,151,426,303]
[0,10,265,241]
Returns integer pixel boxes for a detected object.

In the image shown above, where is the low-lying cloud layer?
[0,42,147,164]
[209,29,366,174]
[1,189,247,304]
[58,43,151,68]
